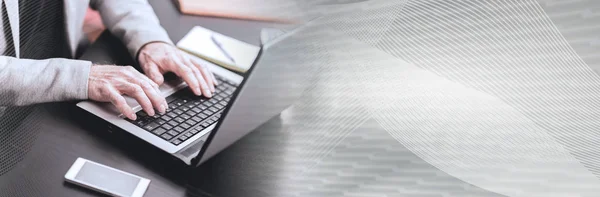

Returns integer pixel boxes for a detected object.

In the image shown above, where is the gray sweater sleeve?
[92,0,173,61]
[0,56,91,106]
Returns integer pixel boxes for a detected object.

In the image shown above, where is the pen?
[210,34,236,64]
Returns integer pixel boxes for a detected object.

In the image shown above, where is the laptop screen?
[191,24,316,166]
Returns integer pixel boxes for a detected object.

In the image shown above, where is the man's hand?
[138,42,218,98]
[88,65,167,120]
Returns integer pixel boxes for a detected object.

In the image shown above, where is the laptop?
[77,25,310,166]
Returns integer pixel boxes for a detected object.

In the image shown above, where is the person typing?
[0,0,216,120]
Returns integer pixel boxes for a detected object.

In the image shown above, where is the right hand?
[87,64,167,120]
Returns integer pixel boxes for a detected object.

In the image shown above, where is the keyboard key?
[214,95,223,100]
[181,123,191,129]
[161,124,173,130]
[219,101,228,106]
[160,115,172,121]
[193,100,202,105]
[173,125,186,133]
[199,104,209,110]
[185,132,194,137]
[143,122,160,131]
[202,110,212,116]
[211,116,219,121]
[133,118,149,126]
[201,122,210,127]
[185,102,196,109]
[192,127,201,133]
[168,120,179,126]
[191,107,202,113]
[180,106,190,111]
[206,119,214,124]
[152,128,167,135]
[174,109,184,115]
[185,119,197,126]
[161,133,173,140]
[208,107,218,113]
[191,116,202,122]
[179,135,189,141]
[198,113,208,119]
[155,119,166,125]
[166,112,177,118]
[181,114,191,120]
[172,139,182,145]
[174,117,185,123]
[173,99,184,106]
[215,104,224,109]
[168,130,179,136]
[137,111,148,117]
[185,110,196,116]
[209,99,218,105]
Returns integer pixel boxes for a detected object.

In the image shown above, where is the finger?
[192,58,218,86]
[135,69,161,94]
[190,59,215,93]
[120,82,155,116]
[133,65,160,91]
[107,86,136,120]
[139,80,167,114]
[179,53,211,96]
[180,54,214,93]
[122,66,159,91]
[188,64,212,97]
[123,66,162,103]
[142,53,165,85]
[171,58,203,96]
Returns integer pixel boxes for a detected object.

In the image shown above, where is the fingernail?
[148,110,155,116]
[160,104,166,113]
[205,90,213,97]
[195,87,202,95]
[131,114,137,120]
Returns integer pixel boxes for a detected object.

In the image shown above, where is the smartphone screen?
[74,161,142,196]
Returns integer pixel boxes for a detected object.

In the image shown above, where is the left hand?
[138,42,218,98]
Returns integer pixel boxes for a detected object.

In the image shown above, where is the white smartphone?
[64,157,150,197]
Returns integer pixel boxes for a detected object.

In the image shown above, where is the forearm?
[0,56,91,106]
[93,0,173,61]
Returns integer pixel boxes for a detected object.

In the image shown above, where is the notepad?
[177,26,261,73]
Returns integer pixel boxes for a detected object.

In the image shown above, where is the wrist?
[137,41,173,64]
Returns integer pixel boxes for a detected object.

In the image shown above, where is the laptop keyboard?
[127,76,237,146]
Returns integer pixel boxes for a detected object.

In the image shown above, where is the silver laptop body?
[77,24,311,166]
